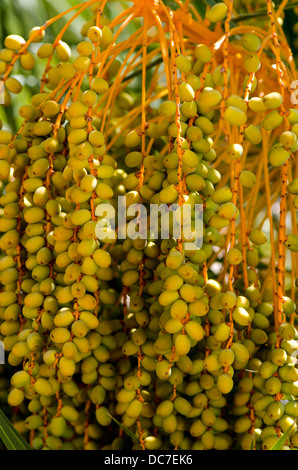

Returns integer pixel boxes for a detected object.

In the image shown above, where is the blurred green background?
[0,0,297,133]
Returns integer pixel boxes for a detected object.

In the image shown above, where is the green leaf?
[0,409,32,450]
[203,0,217,6]
[192,0,206,18]
[270,420,296,450]
[250,436,255,450]
[232,1,298,23]
[106,412,139,445]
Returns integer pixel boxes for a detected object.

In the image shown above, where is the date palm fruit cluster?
[0,0,297,451]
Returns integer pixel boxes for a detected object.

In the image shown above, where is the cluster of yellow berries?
[0,0,297,451]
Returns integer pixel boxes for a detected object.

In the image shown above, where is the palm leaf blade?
[0,409,32,450]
